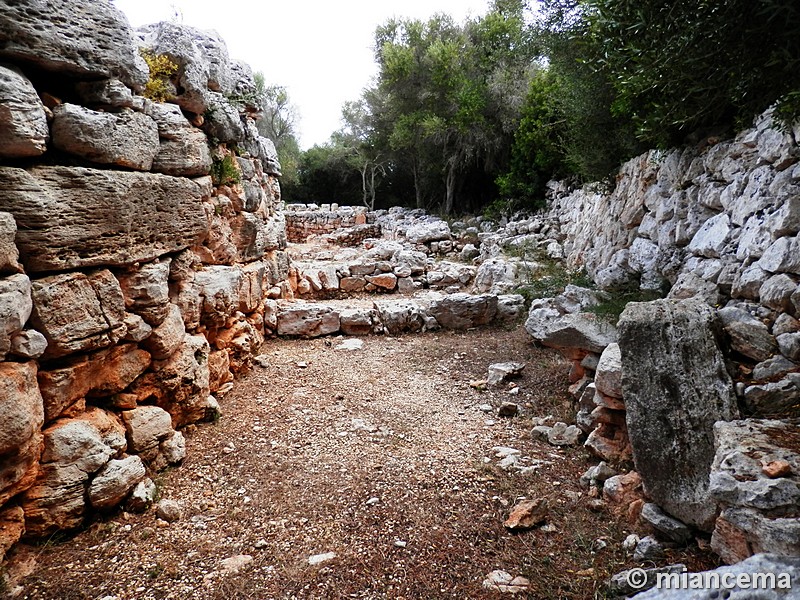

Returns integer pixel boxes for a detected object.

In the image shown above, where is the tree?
[253,73,301,186]
[369,1,539,214]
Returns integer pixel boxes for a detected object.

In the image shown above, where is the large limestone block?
[717,306,778,362]
[632,554,799,599]
[710,419,800,516]
[373,300,427,335]
[51,104,159,170]
[121,406,174,453]
[0,0,148,89]
[276,303,340,338]
[0,166,208,272]
[710,419,800,563]
[30,270,126,359]
[594,343,622,398]
[0,212,22,274]
[117,260,172,327]
[428,293,497,330]
[137,21,254,116]
[0,65,48,157]
[22,412,125,535]
[74,79,135,109]
[141,303,185,360]
[0,273,32,360]
[129,334,212,427]
[0,362,44,504]
[404,220,451,244]
[146,103,212,176]
[525,309,617,354]
[88,455,146,509]
[618,298,738,530]
[195,266,242,326]
[38,344,152,422]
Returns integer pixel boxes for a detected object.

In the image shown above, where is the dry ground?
[8,326,716,600]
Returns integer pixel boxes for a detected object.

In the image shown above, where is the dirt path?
[10,327,706,599]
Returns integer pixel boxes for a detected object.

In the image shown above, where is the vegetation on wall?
[139,49,178,103]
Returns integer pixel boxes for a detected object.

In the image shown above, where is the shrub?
[139,49,178,103]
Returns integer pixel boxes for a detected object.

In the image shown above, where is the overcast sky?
[113,0,492,149]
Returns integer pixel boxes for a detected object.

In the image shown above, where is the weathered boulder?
[38,344,151,422]
[74,79,135,109]
[340,308,374,336]
[195,266,242,326]
[0,65,48,158]
[526,310,617,354]
[0,0,148,89]
[0,212,22,275]
[373,300,427,335]
[404,220,451,244]
[129,334,212,427]
[0,273,32,360]
[21,411,125,536]
[0,362,44,505]
[276,303,340,337]
[117,260,172,326]
[619,298,738,530]
[687,213,731,258]
[496,294,526,324]
[473,258,519,294]
[121,406,174,454]
[760,274,799,312]
[640,503,693,544]
[0,166,208,272]
[10,329,47,359]
[146,103,212,176]
[717,306,778,362]
[365,273,398,291]
[137,21,254,117]
[51,104,160,170]
[141,303,185,360]
[88,455,146,509]
[742,379,800,415]
[632,554,800,599]
[30,269,127,359]
[594,343,622,398]
[428,293,497,330]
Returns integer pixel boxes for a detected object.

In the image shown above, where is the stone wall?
[284,204,372,243]
[529,109,800,565]
[0,1,289,558]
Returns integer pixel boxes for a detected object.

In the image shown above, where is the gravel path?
[10,326,710,599]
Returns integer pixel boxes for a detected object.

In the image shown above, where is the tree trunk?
[444,163,456,215]
[413,160,424,209]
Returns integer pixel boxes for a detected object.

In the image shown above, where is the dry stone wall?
[0,0,289,558]
[284,204,371,243]
[527,110,800,565]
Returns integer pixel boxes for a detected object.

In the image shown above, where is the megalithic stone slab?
[0,167,208,272]
[618,298,738,531]
[0,0,148,89]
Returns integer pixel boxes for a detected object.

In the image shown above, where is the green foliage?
[139,49,178,103]
[507,241,593,306]
[210,154,240,186]
[496,69,568,207]
[584,284,665,324]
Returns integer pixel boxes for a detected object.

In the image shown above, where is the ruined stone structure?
[0,1,289,558]
[525,111,800,565]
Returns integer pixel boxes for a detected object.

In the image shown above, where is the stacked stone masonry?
[0,0,289,559]
[525,109,800,566]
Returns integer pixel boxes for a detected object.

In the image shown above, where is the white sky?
[113,0,492,149]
